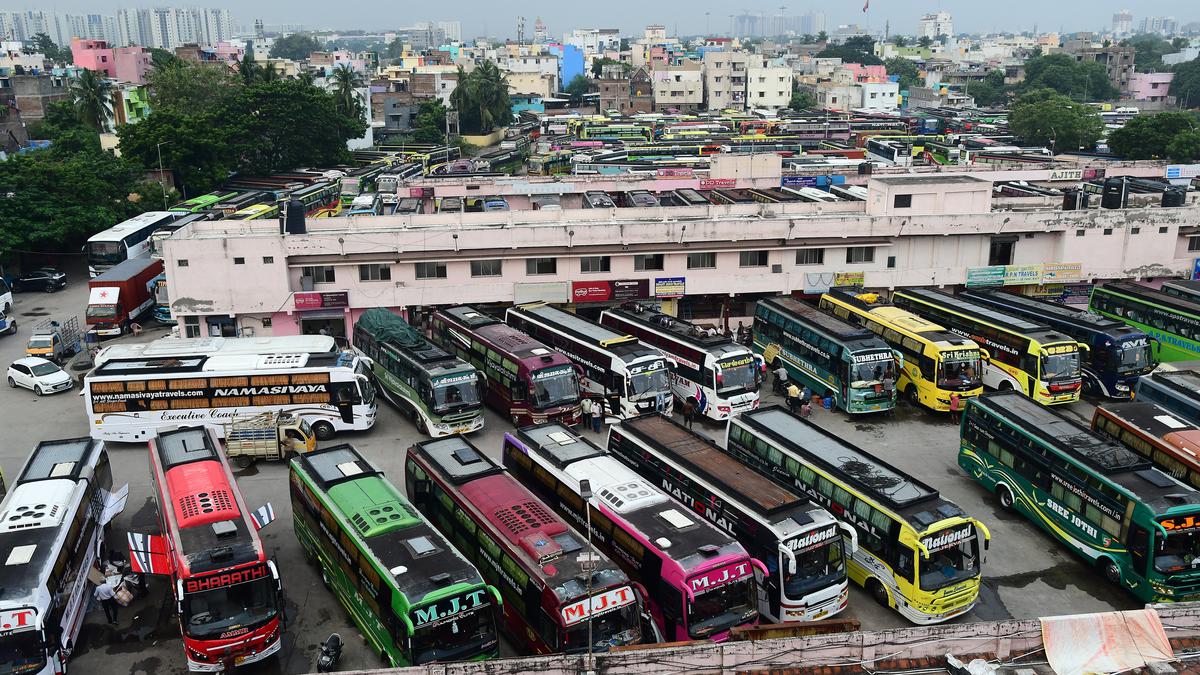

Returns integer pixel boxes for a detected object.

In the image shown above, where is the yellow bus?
[892,288,1084,405]
[820,287,985,411]
[231,202,280,220]
[730,407,990,624]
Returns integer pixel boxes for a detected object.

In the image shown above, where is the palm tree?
[236,51,259,84]
[330,63,364,118]
[260,62,280,83]
[296,70,316,87]
[70,68,112,131]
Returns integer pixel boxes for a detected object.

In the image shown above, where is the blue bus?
[961,289,1155,398]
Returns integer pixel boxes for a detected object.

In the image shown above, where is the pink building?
[70,38,151,84]
[843,63,889,83]
[1129,71,1174,102]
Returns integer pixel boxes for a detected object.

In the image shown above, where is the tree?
[296,70,317,87]
[70,69,112,131]
[1124,34,1172,73]
[884,57,922,91]
[843,36,875,53]
[591,56,626,78]
[1167,131,1200,162]
[260,62,281,83]
[236,51,259,85]
[329,63,364,122]
[148,47,180,71]
[1171,58,1200,108]
[816,31,828,43]
[917,35,933,48]
[449,61,512,135]
[23,33,68,63]
[564,74,591,103]
[146,61,240,116]
[967,70,1009,107]
[384,38,406,60]
[268,33,322,61]
[890,35,909,47]
[788,89,815,111]
[1107,111,1198,159]
[411,99,447,144]
[1019,53,1118,101]
[815,45,882,66]
[1008,89,1104,151]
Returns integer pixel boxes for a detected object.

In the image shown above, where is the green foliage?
[269,33,323,61]
[917,36,933,48]
[884,57,921,91]
[148,47,180,71]
[890,35,908,47]
[1124,34,1172,73]
[1019,53,1119,101]
[842,36,876,53]
[1171,58,1200,108]
[70,69,112,131]
[591,57,627,78]
[788,89,815,111]
[260,62,281,82]
[147,61,239,115]
[1167,131,1200,162]
[22,33,69,63]
[330,64,364,120]
[236,48,259,85]
[816,31,828,43]
[449,60,513,135]
[815,45,882,66]
[1106,112,1198,159]
[968,70,1009,107]
[411,99,447,144]
[1008,89,1104,151]
[565,74,591,102]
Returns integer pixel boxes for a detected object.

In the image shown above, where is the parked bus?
[86,211,181,277]
[961,391,1200,603]
[213,190,266,216]
[752,296,897,414]
[290,181,342,217]
[169,190,239,214]
[406,436,653,654]
[290,443,501,666]
[506,302,674,420]
[1161,280,1200,305]
[600,303,759,421]
[892,288,1083,405]
[1092,402,1200,490]
[1091,282,1200,363]
[84,338,376,441]
[504,424,764,642]
[731,406,988,623]
[130,426,282,672]
[0,437,123,675]
[230,203,280,220]
[353,308,484,437]
[611,415,854,623]
[347,193,382,216]
[962,289,1156,398]
[1135,370,1200,425]
[820,287,984,411]
[431,306,581,427]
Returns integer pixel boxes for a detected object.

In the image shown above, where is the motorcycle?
[317,633,343,673]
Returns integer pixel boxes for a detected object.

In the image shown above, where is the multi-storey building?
[1111,10,1134,36]
[917,11,953,39]
[702,50,749,110]
[1061,41,1136,95]
[652,60,703,112]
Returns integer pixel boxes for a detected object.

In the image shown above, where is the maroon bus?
[432,306,582,426]
[405,436,654,654]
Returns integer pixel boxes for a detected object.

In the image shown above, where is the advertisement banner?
[1059,283,1094,305]
[294,291,349,310]
[1048,169,1084,181]
[1003,264,1043,286]
[611,279,649,301]
[1042,263,1082,283]
[1166,165,1200,180]
[1193,259,1200,281]
[803,272,835,295]
[966,266,1006,288]
[699,178,736,189]
[571,280,650,303]
[782,176,819,188]
[654,277,686,298]
[833,271,865,287]
[656,168,693,177]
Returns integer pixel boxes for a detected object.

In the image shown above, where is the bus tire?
[312,421,335,441]
[996,484,1015,511]
[998,381,1013,391]
[907,386,920,408]
[868,579,890,608]
[417,416,428,435]
[1101,558,1121,585]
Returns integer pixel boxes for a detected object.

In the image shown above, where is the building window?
[177,259,189,267]
[233,257,245,265]
[686,252,717,269]
[1131,227,1140,235]
[1189,237,1200,252]
[887,255,896,268]
[739,250,769,267]
[526,257,558,275]
[634,254,664,271]
[261,317,272,328]
[894,194,912,208]
[303,266,336,283]
[846,247,875,264]
[796,249,825,265]
[1103,228,1113,236]
[183,315,201,338]
[415,262,447,279]
[1161,226,1170,234]
[988,237,1016,266]
[1076,230,1086,237]
[263,256,274,264]
[580,256,611,273]
[359,263,392,281]
[470,259,502,277]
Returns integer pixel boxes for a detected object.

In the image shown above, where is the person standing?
[682,398,695,429]
[579,396,593,429]
[94,579,119,625]
[949,392,962,422]
[786,382,801,413]
[591,398,603,434]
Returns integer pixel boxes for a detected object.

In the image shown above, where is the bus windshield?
[1154,529,1200,573]
[86,304,119,320]
[918,531,981,592]
[850,357,891,389]
[531,367,579,409]
[1041,351,1081,381]
[716,356,757,394]
[409,606,498,664]
[357,377,376,406]
[0,630,45,675]
[1117,341,1153,374]
[562,602,641,652]
[685,578,756,639]
[628,360,670,399]
[432,379,481,413]
[784,540,845,599]
[182,576,279,640]
[938,352,982,388]
[87,241,124,265]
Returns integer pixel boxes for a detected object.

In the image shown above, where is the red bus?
[405,436,657,654]
[433,305,582,427]
[129,426,282,672]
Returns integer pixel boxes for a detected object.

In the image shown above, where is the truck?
[26,317,82,363]
[86,257,162,338]
[222,412,316,463]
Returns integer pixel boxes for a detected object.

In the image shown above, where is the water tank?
[1162,187,1187,208]
[1062,188,1082,210]
[1100,177,1127,209]
[858,162,873,175]
[284,199,307,235]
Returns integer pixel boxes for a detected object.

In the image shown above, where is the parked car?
[7,357,73,395]
[12,268,67,293]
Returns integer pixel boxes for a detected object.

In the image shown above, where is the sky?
[31,1,1200,37]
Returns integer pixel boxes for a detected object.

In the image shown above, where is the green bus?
[353,308,485,437]
[752,296,897,414]
[1090,282,1199,363]
[290,443,502,666]
[169,190,239,213]
[960,391,1200,603]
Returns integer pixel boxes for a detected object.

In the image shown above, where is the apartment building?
[703,50,749,110]
[652,60,703,112]
[1129,72,1174,103]
[746,65,792,109]
[1061,41,1136,95]
[917,11,954,39]
[114,7,233,50]
[70,38,151,84]
[6,70,69,119]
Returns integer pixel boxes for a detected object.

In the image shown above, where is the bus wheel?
[416,416,428,435]
[312,421,335,441]
[868,579,890,607]
[996,485,1015,511]
[998,381,1013,391]
[1101,558,1121,584]
[906,386,920,408]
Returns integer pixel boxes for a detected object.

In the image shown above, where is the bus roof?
[513,303,632,348]
[894,288,1074,343]
[87,211,179,242]
[825,287,975,347]
[442,306,569,364]
[357,308,467,376]
[97,335,337,363]
[761,296,876,344]
[91,256,160,283]
[1098,402,1200,442]
[1146,371,1200,400]
[605,304,744,355]
[1100,282,1200,317]
[1162,279,1200,303]
[93,350,349,377]
[961,290,1138,339]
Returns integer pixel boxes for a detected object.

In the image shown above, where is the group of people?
[578,396,604,433]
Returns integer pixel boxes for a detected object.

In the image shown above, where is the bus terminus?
[599,303,760,421]
[504,423,764,642]
[506,303,673,420]
[291,444,501,665]
[130,426,282,672]
[752,295,897,414]
[820,287,984,412]
[432,306,582,427]
[962,289,1156,399]
[406,437,654,654]
[353,308,484,437]
[83,339,376,442]
[731,407,990,624]
[892,288,1083,406]
[86,211,181,277]
[1135,370,1200,426]
[0,437,124,675]
[1091,282,1200,363]
[612,415,854,623]
[961,392,1200,603]
[1092,402,1200,491]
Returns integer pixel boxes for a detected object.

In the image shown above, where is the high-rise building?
[799,11,827,36]
[436,20,461,43]
[917,11,953,39]
[1111,10,1133,36]
[1139,16,1179,35]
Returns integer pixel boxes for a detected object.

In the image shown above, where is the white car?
[7,357,73,395]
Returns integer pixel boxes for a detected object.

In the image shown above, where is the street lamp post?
[579,479,596,675]
[155,141,170,210]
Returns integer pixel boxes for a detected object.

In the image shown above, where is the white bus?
[94,334,340,367]
[506,302,674,419]
[84,341,377,442]
[600,303,760,421]
[0,437,126,675]
[86,211,181,277]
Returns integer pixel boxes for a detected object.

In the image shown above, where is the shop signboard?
[294,291,349,310]
[782,176,818,188]
[803,272,836,295]
[699,178,736,189]
[833,271,865,287]
[570,279,650,303]
[1041,263,1082,283]
[654,277,686,298]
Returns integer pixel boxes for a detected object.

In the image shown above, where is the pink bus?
[503,424,764,642]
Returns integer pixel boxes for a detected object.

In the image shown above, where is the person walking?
[682,398,695,429]
[94,579,119,625]
[590,398,603,434]
[579,396,593,429]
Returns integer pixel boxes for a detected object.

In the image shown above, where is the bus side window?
[1128,525,1150,577]
[658,580,683,638]
[918,355,935,382]
[893,544,915,585]
[534,609,559,650]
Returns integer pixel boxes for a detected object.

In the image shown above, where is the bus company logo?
[411,589,489,627]
[1044,497,1099,539]
[0,608,35,633]
[219,627,251,639]
[689,563,750,594]
[433,373,476,387]
[719,355,754,370]
[1121,338,1148,350]
[184,565,269,593]
[213,384,328,396]
[533,367,573,381]
[784,526,840,552]
[1160,515,1200,532]
[851,352,893,364]
[560,586,637,626]
[921,526,975,553]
